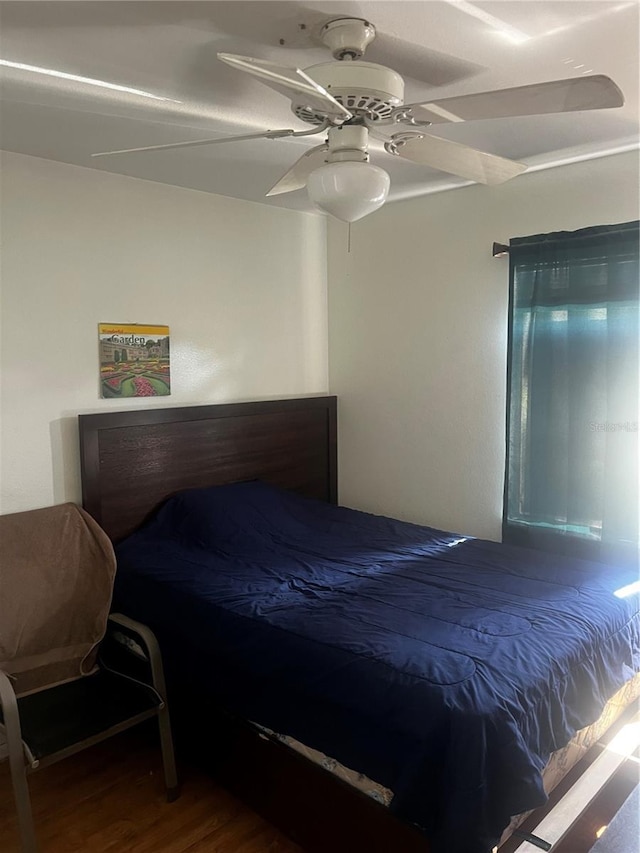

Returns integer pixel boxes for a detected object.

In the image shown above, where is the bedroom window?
[504,221,639,565]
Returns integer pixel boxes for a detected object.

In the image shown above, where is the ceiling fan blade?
[91,128,298,157]
[405,75,624,124]
[266,144,329,196]
[392,133,527,185]
[218,53,352,121]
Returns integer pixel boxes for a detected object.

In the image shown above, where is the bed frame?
[80,396,338,544]
[78,395,635,853]
[79,395,432,853]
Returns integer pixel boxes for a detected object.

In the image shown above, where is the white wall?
[328,151,640,541]
[0,152,328,513]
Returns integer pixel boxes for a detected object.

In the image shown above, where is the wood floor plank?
[181,811,274,853]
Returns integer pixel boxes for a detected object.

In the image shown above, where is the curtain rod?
[493,222,638,259]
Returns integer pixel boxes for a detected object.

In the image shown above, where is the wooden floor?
[0,727,302,853]
[0,725,636,853]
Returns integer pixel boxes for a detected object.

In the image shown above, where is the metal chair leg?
[0,670,38,852]
[158,703,179,802]
[107,615,180,801]
[9,757,38,853]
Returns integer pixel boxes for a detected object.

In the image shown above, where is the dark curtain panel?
[504,221,639,566]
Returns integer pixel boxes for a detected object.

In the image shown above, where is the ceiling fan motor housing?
[293,61,404,125]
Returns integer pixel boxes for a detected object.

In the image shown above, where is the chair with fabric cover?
[0,503,178,853]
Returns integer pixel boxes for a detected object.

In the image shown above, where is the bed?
[79,396,640,853]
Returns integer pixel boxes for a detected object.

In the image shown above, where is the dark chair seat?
[1,670,160,762]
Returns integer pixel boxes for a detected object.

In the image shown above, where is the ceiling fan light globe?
[306,161,390,222]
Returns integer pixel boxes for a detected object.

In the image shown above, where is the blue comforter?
[114,482,640,853]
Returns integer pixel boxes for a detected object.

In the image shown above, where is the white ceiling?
[1,1,638,213]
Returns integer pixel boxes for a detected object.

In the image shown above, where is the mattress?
[113,481,640,853]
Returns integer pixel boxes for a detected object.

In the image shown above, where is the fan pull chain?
[348,222,351,254]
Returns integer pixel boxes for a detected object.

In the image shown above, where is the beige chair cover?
[0,503,116,697]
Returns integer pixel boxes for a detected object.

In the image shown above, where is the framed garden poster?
[99,323,171,398]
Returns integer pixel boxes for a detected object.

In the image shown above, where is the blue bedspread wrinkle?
[114,481,640,853]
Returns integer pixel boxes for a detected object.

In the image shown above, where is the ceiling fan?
[93,16,625,222]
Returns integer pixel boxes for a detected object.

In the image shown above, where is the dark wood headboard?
[79,396,337,542]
